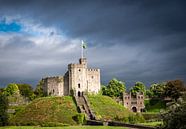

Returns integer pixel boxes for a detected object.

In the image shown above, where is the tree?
[145,89,153,98]
[0,93,8,126]
[34,79,45,97]
[4,83,19,96]
[160,95,186,129]
[102,78,126,98]
[0,88,5,94]
[163,80,186,101]
[149,83,165,98]
[17,84,35,100]
[130,81,146,95]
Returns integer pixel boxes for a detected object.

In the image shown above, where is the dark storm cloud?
[0,0,185,87]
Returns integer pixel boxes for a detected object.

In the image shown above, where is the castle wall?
[43,76,64,96]
[68,63,87,96]
[123,92,145,112]
[87,69,100,94]
[64,72,69,95]
[43,58,101,96]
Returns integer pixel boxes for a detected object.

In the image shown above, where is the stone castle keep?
[42,58,101,96]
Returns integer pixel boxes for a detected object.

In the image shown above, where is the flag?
[82,40,87,49]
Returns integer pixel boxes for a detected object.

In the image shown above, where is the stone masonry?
[123,92,145,112]
[42,58,101,96]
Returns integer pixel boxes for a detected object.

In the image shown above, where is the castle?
[123,92,145,112]
[42,58,101,96]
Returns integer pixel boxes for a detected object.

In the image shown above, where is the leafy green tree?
[149,83,165,98]
[4,83,19,96]
[17,84,35,100]
[0,93,8,126]
[102,78,126,98]
[160,95,186,129]
[130,81,146,95]
[145,89,153,98]
[0,88,5,94]
[163,80,186,101]
[34,80,45,97]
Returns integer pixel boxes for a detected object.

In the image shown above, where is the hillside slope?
[88,95,133,121]
[9,96,78,125]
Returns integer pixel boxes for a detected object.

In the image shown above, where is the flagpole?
[81,40,83,58]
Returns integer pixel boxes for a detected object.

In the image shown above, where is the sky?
[0,0,186,88]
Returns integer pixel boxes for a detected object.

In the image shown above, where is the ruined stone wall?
[43,76,64,96]
[123,93,132,110]
[136,92,145,112]
[123,92,145,112]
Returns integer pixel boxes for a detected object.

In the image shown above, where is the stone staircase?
[74,95,96,120]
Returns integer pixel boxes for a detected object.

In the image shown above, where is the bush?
[41,122,69,127]
[73,113,86,125]
[123,117,129,123]
[136,113,145,123]
[128,115,138,124]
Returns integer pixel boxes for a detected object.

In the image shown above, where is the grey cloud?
[0,0,185,87]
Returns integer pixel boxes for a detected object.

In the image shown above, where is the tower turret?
[79,58,87,68]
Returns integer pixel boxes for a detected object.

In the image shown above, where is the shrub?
[73,113,86,125]
[41,122,69,127]
[128,114,138,124]
[136,113,145,123]
[123,117,129,123]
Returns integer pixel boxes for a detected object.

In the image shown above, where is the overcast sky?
[0,0,186,88]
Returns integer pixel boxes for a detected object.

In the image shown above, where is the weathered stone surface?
[42,58,100,96]
[123,92,145,112]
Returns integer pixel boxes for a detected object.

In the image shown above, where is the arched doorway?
[78,91,81,97]
[132,107,137,112]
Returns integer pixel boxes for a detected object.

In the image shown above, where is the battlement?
[43,76,63,80]
[87,68,100,72]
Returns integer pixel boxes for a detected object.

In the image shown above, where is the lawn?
[88,95,132,121]
[9,96,78,125]
[0,126,128,129]
[139,121,162,127]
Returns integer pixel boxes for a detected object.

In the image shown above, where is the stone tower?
[123,92,145,112]
[42,58,100,96]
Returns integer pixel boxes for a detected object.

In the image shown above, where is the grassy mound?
[88,95,133,121]
[9,96,78,125]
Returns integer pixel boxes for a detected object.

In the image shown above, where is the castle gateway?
[42,58,101,96]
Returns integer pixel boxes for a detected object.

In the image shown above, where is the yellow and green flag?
[82,40,87,49]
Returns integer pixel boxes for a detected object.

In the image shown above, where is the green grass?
[0,126,128,129]
[9,96,78,125]
[88,95,132,121]
[139,121,162,127]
